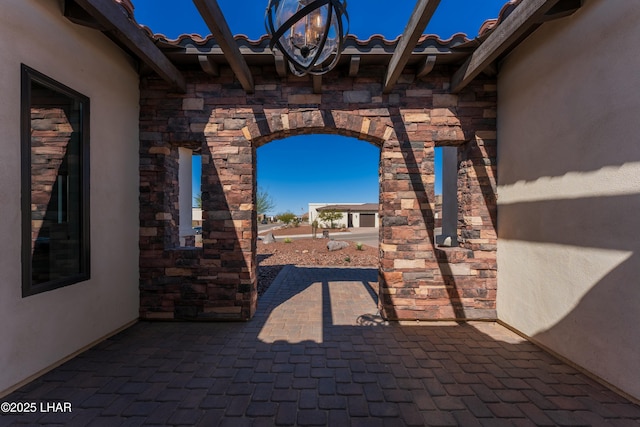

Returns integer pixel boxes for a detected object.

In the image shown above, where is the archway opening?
[255,134,381,297]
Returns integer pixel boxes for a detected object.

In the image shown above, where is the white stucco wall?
[309,203,349,228]
[308,203,379,228]
[0,0,140,394]
[497,0,640,399]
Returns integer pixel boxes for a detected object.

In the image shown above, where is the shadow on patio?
[3,266,639,426]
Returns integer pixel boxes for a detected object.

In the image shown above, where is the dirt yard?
[257,237,377,296]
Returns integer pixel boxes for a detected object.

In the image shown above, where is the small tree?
[256,186,276,216]
[318,209,343,229]
[193,192,202,208]
[277,212,297,226]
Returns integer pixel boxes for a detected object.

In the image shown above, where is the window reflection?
[22,65,89,296]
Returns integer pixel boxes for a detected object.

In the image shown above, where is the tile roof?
[129,1,522,63]
[317,203,379,212]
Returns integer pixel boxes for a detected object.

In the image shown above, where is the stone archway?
[138,69,497,322]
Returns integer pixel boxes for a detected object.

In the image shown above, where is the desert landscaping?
[257,225,377,296]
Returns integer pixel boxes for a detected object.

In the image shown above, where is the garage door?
[360,213,375,227]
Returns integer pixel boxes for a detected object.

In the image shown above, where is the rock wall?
[139,66,496,321]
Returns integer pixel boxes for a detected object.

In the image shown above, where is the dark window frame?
[21,64,91,297]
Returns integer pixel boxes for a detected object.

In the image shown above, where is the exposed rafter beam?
[451,0,581,93]
[69,0,186,92]
[274,52,288,78]
[193,0,254,93]
[313,75,322,94]
[416,55,437,79]
[383,0,441,93]
[198,55,220,76]
[349,56,361,77]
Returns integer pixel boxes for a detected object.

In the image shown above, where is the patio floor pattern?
[2,265,639,426]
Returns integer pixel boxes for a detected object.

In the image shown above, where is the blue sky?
[132,0,507,214]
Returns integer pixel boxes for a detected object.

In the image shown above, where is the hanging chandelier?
[265,0,349,76]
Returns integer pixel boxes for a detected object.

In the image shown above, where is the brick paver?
[2,266,639,426]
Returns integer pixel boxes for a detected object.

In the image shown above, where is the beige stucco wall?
[497,0,640,399]
[0,0,140,394]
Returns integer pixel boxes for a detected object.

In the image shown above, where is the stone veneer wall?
[139,66,496,321]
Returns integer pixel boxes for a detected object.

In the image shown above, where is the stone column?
[379,136,438,320]
[202,130,257,320]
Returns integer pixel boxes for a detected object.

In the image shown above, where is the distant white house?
[308,203,379,228]
[192,207,203,227]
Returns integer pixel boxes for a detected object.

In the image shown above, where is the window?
[435,146,458,247]
[178,147,196,247]
[21,65,90,296]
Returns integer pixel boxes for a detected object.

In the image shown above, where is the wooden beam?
[349,56,361,77]
[198,55,220,76]
[274,52,288,78]
[383,0,441,93]
[313,75,322,94]
[451,0,576,93]
[193,0,254,93]
[70,0,186,92]
[416,55,437,79]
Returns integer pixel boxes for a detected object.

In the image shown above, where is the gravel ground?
[257,238,377,297]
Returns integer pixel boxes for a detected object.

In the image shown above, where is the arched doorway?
[255,134,381,297]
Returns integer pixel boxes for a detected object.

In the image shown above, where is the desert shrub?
[277,212,297,226]
[318,209,343,229]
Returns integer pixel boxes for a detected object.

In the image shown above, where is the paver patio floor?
[3,266,639,426]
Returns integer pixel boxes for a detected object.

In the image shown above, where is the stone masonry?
[139,64,497,321]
